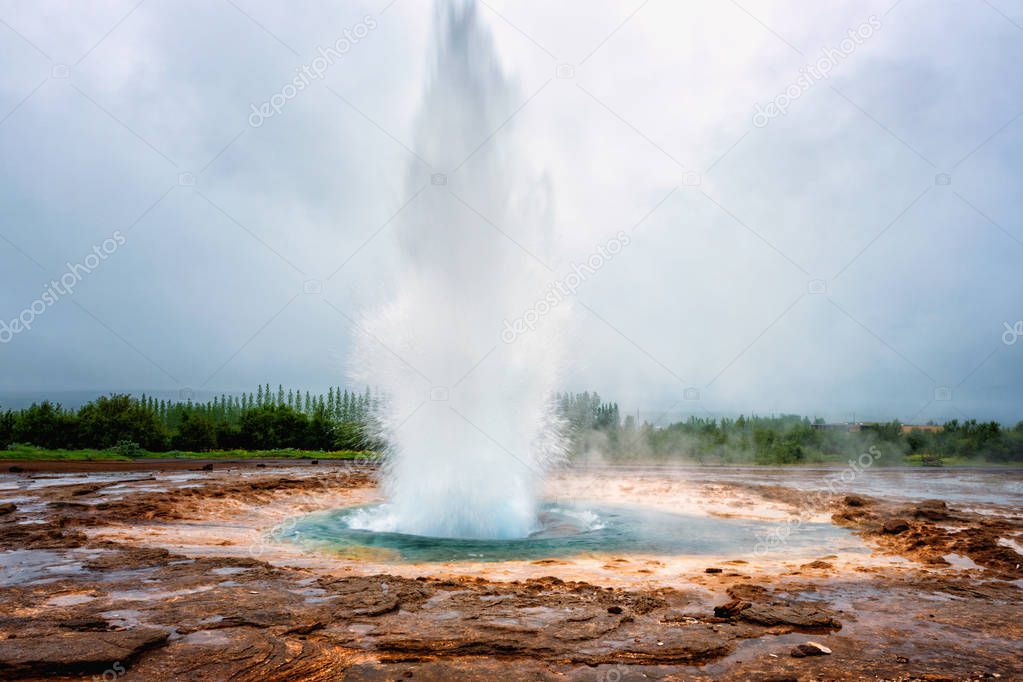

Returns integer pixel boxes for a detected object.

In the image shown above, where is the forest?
[556,391,1023,465]
[1,388,1020,464]
[0,385,380,453]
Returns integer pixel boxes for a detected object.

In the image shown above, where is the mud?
[0,463,1020,680]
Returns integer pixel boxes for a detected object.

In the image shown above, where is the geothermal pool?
[3,461,1021,680]
[272,500,854,563]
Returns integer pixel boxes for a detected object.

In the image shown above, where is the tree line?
[554,392,1023,464]
[0,386,381,453]
[3,387,1021,463]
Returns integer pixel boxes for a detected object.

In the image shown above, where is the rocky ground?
[0,461,1020,681]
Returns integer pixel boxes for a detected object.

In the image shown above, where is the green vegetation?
[0,385,382,455]
[2,387,1020,465]
[0,443,377,462]
[555,391,1023,465]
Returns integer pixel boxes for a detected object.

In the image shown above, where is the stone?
[714,599,748,619]
[801,560,833,570]
[883,519,911,534]
[739,603,841,629]
[915,499,949,521]
[791,641,832,657]
[0,629,169,676]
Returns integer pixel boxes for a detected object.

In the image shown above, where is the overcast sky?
[1,0,1021,424]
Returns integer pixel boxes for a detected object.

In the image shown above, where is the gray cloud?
[0,0,1020,423]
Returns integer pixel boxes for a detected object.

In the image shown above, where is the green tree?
[237,404,308,450]
[77,395,168,451]
[335,421,369,451]
[12,402,78,449]
[173,412,217,451]
[305,405,336,450]
[0,409,14,447]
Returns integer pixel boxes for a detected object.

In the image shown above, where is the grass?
[1,446,1018,467]
[901,452,1023,468]
[0,444,379,462]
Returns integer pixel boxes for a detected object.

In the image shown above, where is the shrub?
[237,405,309,450]
[12,402,78,449]
[0,410,13,447]
[113,440,144,458]
[77,395,168,451]
[172,412,217,452]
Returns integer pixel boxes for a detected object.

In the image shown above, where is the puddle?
[179,629,233,646]
[0,550,85,587]
[943,553,983,570]
[43,592,97,606]
[108,585,216,601]
[996,537,1023,555]
[99,609,146,628]
[209,566,250,576]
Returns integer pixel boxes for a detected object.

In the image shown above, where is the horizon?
[0,386,1013,428]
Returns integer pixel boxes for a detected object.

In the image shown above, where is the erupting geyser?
[348,0,568,540]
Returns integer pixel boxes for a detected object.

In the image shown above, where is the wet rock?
[61,616,111,631]
[127,627,340,681]
[608,625,733,664]
[915,499,950,521]
[705,567,723,574]
[801,560,833,570]
[740,602,841,629]
[714,586,840,630]
[844,495,868,507]
[661,610,700,624]
[72,473,370,525]
[0,503,15,516]
[0,628,168,676]
[321,575,427,617]
[727,584,767,601]
[201,463,214,472]
[82,546,173,570]
[791,641,832,657]
[714,599,748,619]
[8,462,1022,680]
[883,519,911,534]
[0,523,87,550]
[7,466,23,473]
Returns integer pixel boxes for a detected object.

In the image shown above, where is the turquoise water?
[272,502,853,563]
